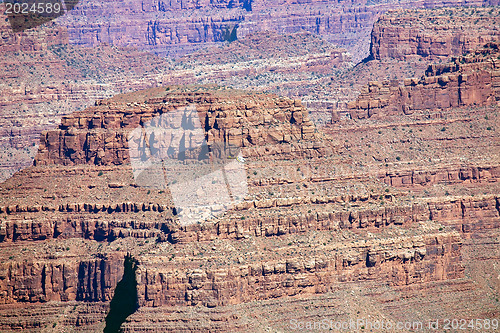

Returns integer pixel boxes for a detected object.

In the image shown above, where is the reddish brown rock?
[34,87,326,167]
[0,252,124,304]
[370,7,500,61]
[136,232,463,308]
[0,70,498,332]
[57,0,499,62]
[348,43,500,119]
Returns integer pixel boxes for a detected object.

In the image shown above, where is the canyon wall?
[370,7,500,61]
[0,253,124,304]
[348,43,500,119]
[137,232,463,308]
[0,79,498,331]
[0,15,175,182]
[0,18,499,328]
[59,0,499,60]
[34,88,325,167]
[2,2,499,183]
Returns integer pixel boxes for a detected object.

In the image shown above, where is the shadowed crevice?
[103,255,139,333]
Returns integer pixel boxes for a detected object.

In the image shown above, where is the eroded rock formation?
[0,6,499,331]
[370,7,500,61]
[348,43,500,119]
[0,75,498,330]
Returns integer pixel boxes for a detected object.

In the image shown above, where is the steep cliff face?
[370,7,500,61]
[1,78,498,332]
[2,3,498,184]
[319,32,499,333]
[324,5,500,121]
[0,240,126,331]
[59,0,499,61]
[0,50,499,329]
[348,43,500,119]
[1,1,500,330]
[0,17,68,53]
[0,252,124,304]
[137,232,463,308]
[2,81,496,331]
[34,87,325,167]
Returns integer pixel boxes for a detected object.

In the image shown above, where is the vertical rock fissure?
[41,265,46,296]
[103,255,139,333]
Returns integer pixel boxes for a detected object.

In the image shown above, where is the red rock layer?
[137,233,463,308]
[348,43,500,119]
[0,253,124,304]
[60,0,499,60]
[0,73,498,331]
[370,7,500,61]
[34,87,325,167]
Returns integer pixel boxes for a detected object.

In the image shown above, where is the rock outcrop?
[0,252,124,304]
[370,7,500,61]
[59,0,499,61]
[3,3,499,184]
[348,43,500,119]
[1,12,500,327]
[137,232,463,309]
[34,87,326,167]
[0,75,498,331]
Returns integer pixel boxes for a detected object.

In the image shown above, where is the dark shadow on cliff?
[103,255,139,333]
[223,24,238,43]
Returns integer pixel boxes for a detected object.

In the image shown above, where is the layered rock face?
[348,43,500,119]
[1,8,499,331]
[324,6,500,122]
[3,3,498,184]
[34,87,324,168]
[0,251,124,304]
[0,74,499,331]
[0,26,347,183]
[59,0,498,61]
[136,233,464,308]
[322,35,499,333]
[0,88,326,246]
[370,7,500,61]
[0,16,175,183]
[166,31,354,126]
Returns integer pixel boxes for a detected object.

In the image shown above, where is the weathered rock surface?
[0,17,174,182]
[136,232,463,308]
[0,75,498,331]
[59,0,499,61]
[370,7,500,61]
[0,252,124,304]
[3,3,499,184]
[0,11,499,328]
[34,87,326,167]
[348,43,500,119]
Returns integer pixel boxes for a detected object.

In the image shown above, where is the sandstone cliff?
[59,0,499,61]
[370,7,500,61]
[348,43,500,119]
[0,78,498,330]
[34,87,326,167]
